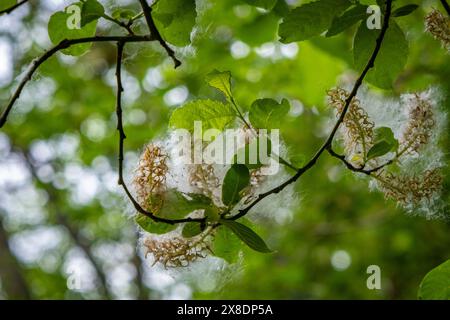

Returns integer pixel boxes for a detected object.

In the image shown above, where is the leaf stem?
[230,96,251,129]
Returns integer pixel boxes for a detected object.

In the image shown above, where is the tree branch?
[0,34,155,129]
[138,0,181,68]
[57,214,113,299]
[18,149,112,299]
[0,214,32,299]
[0,31,192,224]
[326,146,393,175]
[440,0,450,16]
[101,14,135,35]
[114,41,203,225]
[228,0,394,221]
[0,0,28,15]
[132,244,149,300]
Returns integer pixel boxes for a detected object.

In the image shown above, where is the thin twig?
[0,0,28,15]
[326,146,393,175]
[114,41,202,225]
[138,0,181,68]
[440,0,450,16]
[0,34,155,128]
[101,14,135,35]
[228,0,394,221]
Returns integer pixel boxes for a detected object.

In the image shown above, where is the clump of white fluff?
[161,128,298,221]
[134,124,298,291]
[353,86,447,219]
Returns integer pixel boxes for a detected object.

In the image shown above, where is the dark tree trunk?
[0,217,32,299]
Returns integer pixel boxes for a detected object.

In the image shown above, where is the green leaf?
[375,0,387,12]
[392,4,419,17]
[222,164,250,206]
[160,190,212,217]
[374,126,398,148]
[135,213,176,234]
[278,0,351,43]
[169,99,236,132]
[205,70,232,100]
[182,223,203,238]
[326,4,367,37]
[213,226,241,263]
[237,13,279,46]
[242,0,277,10]
[220,219,273,253]
[152,0,196,46]
[249,98,290,129]
[48,3,98,56]
[112,8,136,21]
[366,141,393,160]
[353,20,409,89]
[272,0,290,17]
[0,0,16,11]
[80,0,104,27]
[135,190,212,234]
[418,260,450,300]
[233,136,272,169]
[184,193,214,208]
[288,154,305,169]
[366,126,398,160]
[205,206,221,222]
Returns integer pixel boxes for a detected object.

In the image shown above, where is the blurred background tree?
[0,0,448,299]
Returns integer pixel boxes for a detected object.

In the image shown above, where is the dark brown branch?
[0,34,155,129]
[114,41,202,225]
[440,0,450,16]
[132,244,149,300]
[228,0,394,221]
[101,14,135,35]
[115,41,126,187]
[0,215,32,299]
[0,0,28,15]
[138,0,181,68]
[326,146,393,175]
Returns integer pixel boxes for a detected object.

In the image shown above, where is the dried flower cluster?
[143,233,213,268]
[328,87,444,213]
[374,169,443,205]
[134,131,281,268]
[398,93,435,156]
[328,88,374,162]
[425,9,450,51]
[189,164,220,199]
[134,143,213,269]
[134,144,168,211]
[243,168,267,204]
